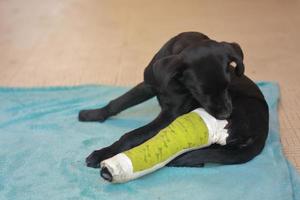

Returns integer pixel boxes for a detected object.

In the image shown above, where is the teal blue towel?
[0,82,299,200]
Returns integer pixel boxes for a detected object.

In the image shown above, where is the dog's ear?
[152,55,186,89]
[222,42,245,76]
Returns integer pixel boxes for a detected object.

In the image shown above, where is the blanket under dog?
[0,82,299,200]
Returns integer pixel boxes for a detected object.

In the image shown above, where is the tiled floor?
[1,0,300,170]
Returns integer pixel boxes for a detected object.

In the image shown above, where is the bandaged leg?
[100,108,229,183]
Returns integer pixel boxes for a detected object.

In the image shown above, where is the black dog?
[79,32,269,176]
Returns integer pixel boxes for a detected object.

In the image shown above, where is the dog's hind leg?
[166,144,263,167]
[79,82,155,122]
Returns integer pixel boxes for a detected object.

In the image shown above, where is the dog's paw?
[78,108,109,122]
[85,149,110,168]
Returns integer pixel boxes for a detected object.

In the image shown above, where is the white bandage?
[192,108,229,145]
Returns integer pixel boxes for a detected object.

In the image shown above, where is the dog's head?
[153,40,244,119]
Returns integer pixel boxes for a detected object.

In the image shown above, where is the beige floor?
[1,0,300,170]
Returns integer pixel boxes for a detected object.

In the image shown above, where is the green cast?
[124,112,209,172]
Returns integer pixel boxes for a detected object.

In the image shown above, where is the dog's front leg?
[79,82,155,122]
[86,111,174,168]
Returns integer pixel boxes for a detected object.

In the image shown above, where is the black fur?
[79,32,269,169]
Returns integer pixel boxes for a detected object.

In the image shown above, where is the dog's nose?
[100,167,113,182]
[216,101,232,119]
[216,112,231,120]
[215,106,232,119]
